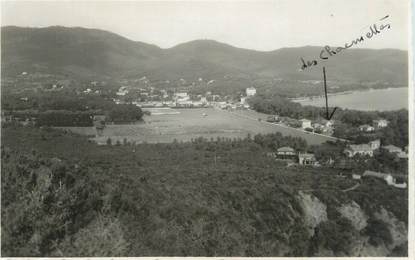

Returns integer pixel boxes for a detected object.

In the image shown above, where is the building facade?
[246,87,257,96]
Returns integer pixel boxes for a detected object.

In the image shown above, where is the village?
[265,137,408,189]
[94,80,411,190]
[110,82,255,110]
[3,72,403,141]
[1,3,410,256]
[2,73,408,191]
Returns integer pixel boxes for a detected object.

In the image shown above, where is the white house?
[175,92,189,99]
[175,92,190,102]
[246,87,257,96]
[393,182,407,189]
[373,119,389,128]
[344,144,374,157]
[352,174,362,180]
[359,124,375,132]
[369,139,381,150]
[300,119,312,129]
[344,139,380,158]
[313,120,334,135]
[298,153,317,165]
[116,86,129,96]
[276,147,296,156]
[318,119,334,128]
[240,97,247,104]
[382,144,402,154]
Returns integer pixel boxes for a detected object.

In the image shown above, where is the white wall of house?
[301,120,312,129]
[246,87,256,96]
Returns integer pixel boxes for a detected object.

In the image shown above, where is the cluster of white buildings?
[125,87,258,110]
[298,118,334,135]
[344,139,381,157]
[173,92,208,107]
[358,119,389,132]
[295,117,389,137]
[344,139,408,159]
[111,82,259,110]
[268,146,318,166]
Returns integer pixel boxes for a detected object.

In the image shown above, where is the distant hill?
[1,26,408,84]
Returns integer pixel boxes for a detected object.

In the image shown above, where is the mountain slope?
[1,26,408,83]
[1,26,163,78]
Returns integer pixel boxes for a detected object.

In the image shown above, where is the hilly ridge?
[1,26,408,84]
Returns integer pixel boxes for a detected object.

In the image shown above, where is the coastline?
[289,86,408,102]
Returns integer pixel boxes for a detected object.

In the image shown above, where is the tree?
[107,104,143,123]
[54,215,130,256]
[364,219,392,247]
[311,218,357,255]
[1,150,101,256]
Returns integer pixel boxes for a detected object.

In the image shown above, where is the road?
[229,109,349,143]
[342,182,360,192]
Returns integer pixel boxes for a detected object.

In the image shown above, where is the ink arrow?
[322,67,338,120]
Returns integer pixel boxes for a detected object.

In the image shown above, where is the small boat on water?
[202,113,207,117]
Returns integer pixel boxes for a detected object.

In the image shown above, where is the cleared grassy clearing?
[62,108,336,145]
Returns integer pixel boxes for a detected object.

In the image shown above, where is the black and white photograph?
[0,0,413,257]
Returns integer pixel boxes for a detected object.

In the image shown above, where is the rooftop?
[363,170,390,179]
[93,115,106,121]
[348,144,373,152]
[298,153,315,159]
[277,147,294,152]
[382,145,402,152]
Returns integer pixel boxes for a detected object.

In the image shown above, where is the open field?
[62,108,339,145]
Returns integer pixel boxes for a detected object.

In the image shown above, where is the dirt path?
[342,183,360,192]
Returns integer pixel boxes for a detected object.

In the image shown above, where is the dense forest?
[1,125,408,257]
[1,90,143,126]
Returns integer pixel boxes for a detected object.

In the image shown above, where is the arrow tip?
[328,107,338,120]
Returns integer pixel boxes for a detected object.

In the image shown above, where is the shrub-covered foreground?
[1,126,408,256]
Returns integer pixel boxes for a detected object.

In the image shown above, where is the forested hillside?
[1,125,408,257]
[1,26,408,83]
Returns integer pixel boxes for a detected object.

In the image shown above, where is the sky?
[1,0,410,51]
